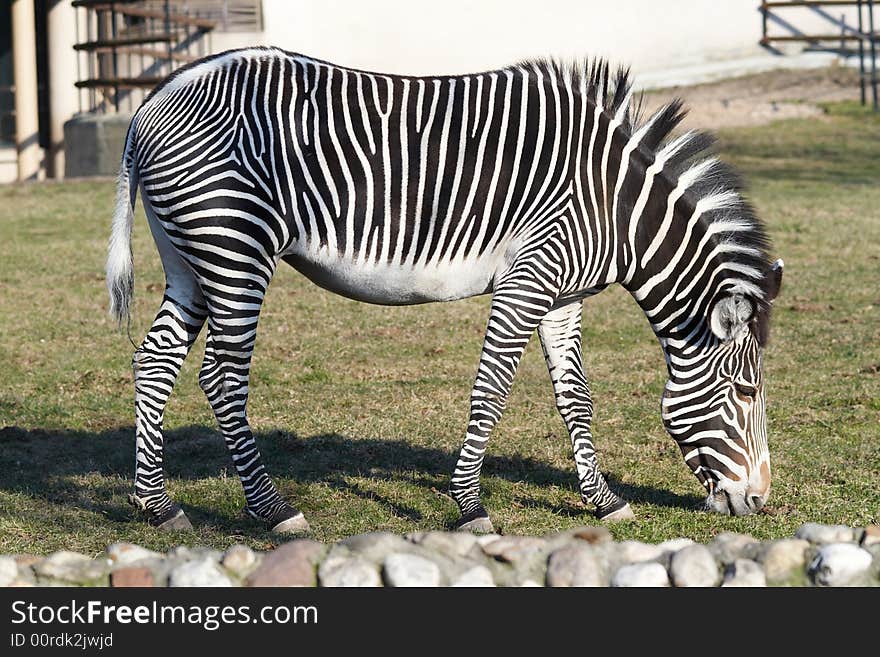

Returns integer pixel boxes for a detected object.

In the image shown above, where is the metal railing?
[760,0,878,110]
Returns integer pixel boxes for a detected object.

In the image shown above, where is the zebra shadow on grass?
[0,424,702,533]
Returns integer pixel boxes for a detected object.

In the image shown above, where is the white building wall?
[227,0,862,82]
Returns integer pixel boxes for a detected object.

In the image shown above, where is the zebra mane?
[519,57,775,341]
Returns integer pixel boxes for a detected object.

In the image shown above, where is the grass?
[0,102,878,556]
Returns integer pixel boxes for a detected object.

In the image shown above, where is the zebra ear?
[709,293,755,341]
[767,259,784,302]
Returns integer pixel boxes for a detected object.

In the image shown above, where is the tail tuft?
[107,120,138,327]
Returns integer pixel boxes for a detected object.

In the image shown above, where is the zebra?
[107,47,783,533]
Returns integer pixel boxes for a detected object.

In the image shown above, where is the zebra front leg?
[131,293,207,529]
[199,305,309,535]
[537,302,634,521]
[450,282,557,533]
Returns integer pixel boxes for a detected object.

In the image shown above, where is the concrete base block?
[64,113,133,178]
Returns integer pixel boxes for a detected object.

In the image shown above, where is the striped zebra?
[107,47,783,533]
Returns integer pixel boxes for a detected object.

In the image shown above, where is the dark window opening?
[0,0,14,148]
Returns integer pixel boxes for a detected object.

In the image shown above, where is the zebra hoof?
[245,505,311,535]
[155,508,193,531]
[271,513,311,535]
[455,513,495,534]
[597,503,635,522]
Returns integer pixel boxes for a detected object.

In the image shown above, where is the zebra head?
[661,259,784,516]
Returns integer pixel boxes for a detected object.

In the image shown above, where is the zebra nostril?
[748,493,765,512]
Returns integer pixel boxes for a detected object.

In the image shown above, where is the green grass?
[1,102,878,555]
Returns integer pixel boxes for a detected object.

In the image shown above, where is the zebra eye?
[734,382,758,398]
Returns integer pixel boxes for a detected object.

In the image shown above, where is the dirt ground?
[642,65,864,130]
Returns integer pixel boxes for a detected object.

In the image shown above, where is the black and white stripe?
[107,48,782,531]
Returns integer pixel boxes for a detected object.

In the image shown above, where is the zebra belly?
[281,252,497,305]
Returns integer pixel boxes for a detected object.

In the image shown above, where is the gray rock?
[319,557,382,587]
[450,566,495,587]
[481,536,549,586]
[755,539,810,584]
[476,534,503,548]
[669,545,719,587]
[34,551,109,584]
[383,553,441,587]
[611,562,670,587]
[0,556,18,586]
[246,540,325,587]
[106,543,163,566]
[168,559,233,587]
[808,543,873,586]
[411,531,479,557]
[795,523,856,545]
[546,544,604,587]
[721,559,767,587]
[10,557,38,586]
[520,579,542,587]
[339,532,413,563]
[222,545,259,577]
[709,532,758,564]
[615,541,665,564]
[481,536,546,563]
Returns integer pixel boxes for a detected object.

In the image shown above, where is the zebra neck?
[618,193,739,356]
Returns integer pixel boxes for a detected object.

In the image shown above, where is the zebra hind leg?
[131,291,207,530]
[198,295,310,535]
[537,302,634,522]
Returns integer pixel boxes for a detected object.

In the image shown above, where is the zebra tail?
[106,118,139,328]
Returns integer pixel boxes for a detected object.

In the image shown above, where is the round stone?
[795,523,856,545]
[611,562,670,587]
[34,551,109,584]
[111,566,155,588]
[669,545,719,587]
[382,553,441,587]
[709,532,758,564]
[319,557,382,587]
[246,540,325,587]
[413,531,479,557]
[106,543,163,566]
[546,545,604,587]
[338,532,412,562]
[481,536,546,564]
[0,556,18,587]
[222,544,259,577]
[721,559,767,587]
[616,540,665,564]
[169,559,233,587]
[450,566,495,587]
[759,539,810,583]
[808,543,873,587]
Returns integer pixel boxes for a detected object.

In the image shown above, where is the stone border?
[2,523,878,587]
